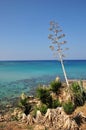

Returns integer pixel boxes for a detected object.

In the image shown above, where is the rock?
[17,111,23,120]
[50,92,57,100]
[27,114,35,125]
[63,117,71,129]
[29,98,39,104]
[36,110,42,122]
[11,108,25,121]
[22,113,27,123]
[6,104,12,108]
[44,109,52,121]
[3,113,11,121]
[71,120,79,130]
[74,112,86,125]
[62,90,72,102]
[34,125,45,130]
[28,95,34,99]
[43,107,79,130]
[12,108,19,116]
[0,114,4,122]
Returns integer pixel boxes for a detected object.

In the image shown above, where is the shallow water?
[0,60,86,105]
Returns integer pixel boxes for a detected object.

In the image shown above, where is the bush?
[52,99,61,108]
[50,80,61,94]
[39,104,48,114]
[63,101,75,114]
[71,82,86,106]
[33,104,48,116]
[71,82,81,93]
[36,86,52,107]
[18,93,31,115]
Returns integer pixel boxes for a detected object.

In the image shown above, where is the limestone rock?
[74,112,86,125]
[3,113,11,121]
[36,110,42,122]
[34,125,45,130]
[0,114,4,122]
[22,113,27,123]
[20,92,27,100]
[17,111,23,120]
[43,107,79,130]
[12,108,19,116]
[27,114,35,125]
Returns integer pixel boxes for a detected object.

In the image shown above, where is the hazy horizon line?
[0,59,86,61]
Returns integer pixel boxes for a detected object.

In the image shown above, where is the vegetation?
[34,104,48,116]
[18,80,86,117]
[18,93,31,115]
[36,86,52,108]
[71,82,86,107]
[48,21,69,87]
[39,104,48,114]
[63,101,75,114]
[50,80,61,94]
[52,99,61,108]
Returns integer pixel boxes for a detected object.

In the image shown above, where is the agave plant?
[18,93,31,115]
[36,86,52,108]
[48,21,69,87]
[71,82,86,106]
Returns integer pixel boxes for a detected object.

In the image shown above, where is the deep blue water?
[0,60,86,105]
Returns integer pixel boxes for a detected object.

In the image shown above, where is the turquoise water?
[0,60,86,105]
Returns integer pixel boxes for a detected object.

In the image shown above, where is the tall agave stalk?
[48,21,69,87]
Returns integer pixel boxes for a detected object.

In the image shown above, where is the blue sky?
[0,0,86,60]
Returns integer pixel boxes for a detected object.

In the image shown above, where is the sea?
[0,60,86,105]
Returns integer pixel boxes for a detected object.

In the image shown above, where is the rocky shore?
[0,79,86,130]
[0,104,86,130]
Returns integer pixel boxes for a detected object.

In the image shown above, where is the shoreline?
[0,79,86,130]
[0,79,86,114]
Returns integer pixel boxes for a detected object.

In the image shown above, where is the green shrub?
[50,80,61,94]
[52,99,61,108]
[18,93,31,115]
[18,93,27,107]
[33,104,48,116]
[71,82,81,93]
[36,86,52,107]
[63,101,75,114]
[39,104,48,114]
[71,82,86,106]
[32,106,38,118]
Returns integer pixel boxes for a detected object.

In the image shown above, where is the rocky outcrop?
[11,107,86,130]
[42,107,79,130]
[36,110,43,122]
[1,106,86,130]
[33,125,45,130]
[0,112,12,122]
[73,112,86,126]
